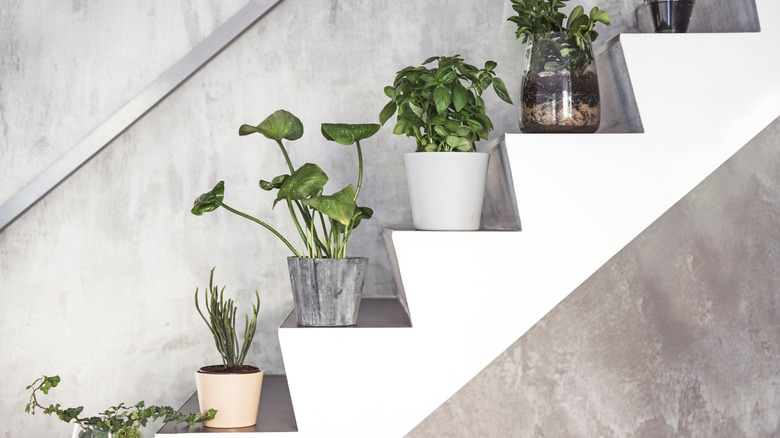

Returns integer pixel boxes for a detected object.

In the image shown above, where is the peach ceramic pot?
[195,366,264,428]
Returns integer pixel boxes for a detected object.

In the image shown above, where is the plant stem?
[354,140,363,201]
[275,139,295,174]
[286,199,310,256]
[220,202,301,257]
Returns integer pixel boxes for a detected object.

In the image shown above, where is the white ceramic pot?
[404,152,490,231]
[195,366,264,428]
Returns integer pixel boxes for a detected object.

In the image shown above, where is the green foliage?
[508,0,611,73]
[195,267,260,369]
[379,55,513,152]
[25,376,216,435]
[192,110,379,259]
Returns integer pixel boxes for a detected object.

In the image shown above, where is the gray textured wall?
[407,116,780,437]
[0,0,762,437]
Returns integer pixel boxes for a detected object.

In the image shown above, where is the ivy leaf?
[192,181,224,215]
[321,123,380,145]
[433,86,451,114]
[276,163,328,206]
[303,185,357,226]
[240,110,304,141]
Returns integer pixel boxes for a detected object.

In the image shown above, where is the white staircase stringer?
[277,0,780,436]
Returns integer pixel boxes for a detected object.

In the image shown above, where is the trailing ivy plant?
[25,375,216,437]
[508,0,610,74]
[195,267,260,370]
[379,55,513,152]
[192,110,379,259]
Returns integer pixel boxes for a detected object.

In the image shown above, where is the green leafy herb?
[25,376,215,435]
[379,55,513,152]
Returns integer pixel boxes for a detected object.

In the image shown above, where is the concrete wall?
[407,117,780,436]
[0,0,763,436]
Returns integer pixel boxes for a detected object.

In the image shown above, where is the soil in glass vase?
[520,31,600,133]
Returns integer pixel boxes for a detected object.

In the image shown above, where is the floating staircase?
[157,0,780,436]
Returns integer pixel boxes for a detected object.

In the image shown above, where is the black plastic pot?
[647,0,695,33]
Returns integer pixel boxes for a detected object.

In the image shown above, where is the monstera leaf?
[321,123,381,145]
[302,185,357,226]
[239,110,304,142]
[191,181,225,215]
[275,163,328,206]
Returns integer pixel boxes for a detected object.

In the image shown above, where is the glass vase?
[519,32,601,133]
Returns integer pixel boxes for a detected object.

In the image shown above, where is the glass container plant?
[509,0,611,133]
[379,55,513,230]
[191,110,380,326]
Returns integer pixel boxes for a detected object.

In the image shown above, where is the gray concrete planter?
[287,257,368,326]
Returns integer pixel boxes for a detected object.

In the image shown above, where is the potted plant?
[192,110,379,326]
[25,375,215,437]
[194,267,262,428]
[508,0,610,133]
[645,0,695,33]
[378,55,513,230]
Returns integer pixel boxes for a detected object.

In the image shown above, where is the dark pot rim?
[197,364,262,375]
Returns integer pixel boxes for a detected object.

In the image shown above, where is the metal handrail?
[0,0,284,233]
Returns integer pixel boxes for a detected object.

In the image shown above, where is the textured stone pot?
[195,365,263,428]
[404,152,490,230]
[287,257,367,326]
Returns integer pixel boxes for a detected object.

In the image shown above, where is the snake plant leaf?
[275,163,328,206]
[239,110,304,141]
[192,181,225,215]
[321,123,381,146]
[302,185,356,226]
[259,174,289,191]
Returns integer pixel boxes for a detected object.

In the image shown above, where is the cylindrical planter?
[195,366,264,428]
[646,0,695,33]
[404,152,489,231]
[287,257,367,327]
[519,32,600,133]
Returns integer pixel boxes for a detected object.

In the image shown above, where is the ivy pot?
[195,365,264,428]
[646,0,695,33]
[404,152,489,230]
[288,256,368,326]
[519,32,600,133]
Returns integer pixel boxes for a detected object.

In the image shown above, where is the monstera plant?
[191,110,379,326]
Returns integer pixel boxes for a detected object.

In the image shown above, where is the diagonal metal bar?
[0,0,284,233]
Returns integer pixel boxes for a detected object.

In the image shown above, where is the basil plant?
[192,110,379,259]
[379,55,513,152]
